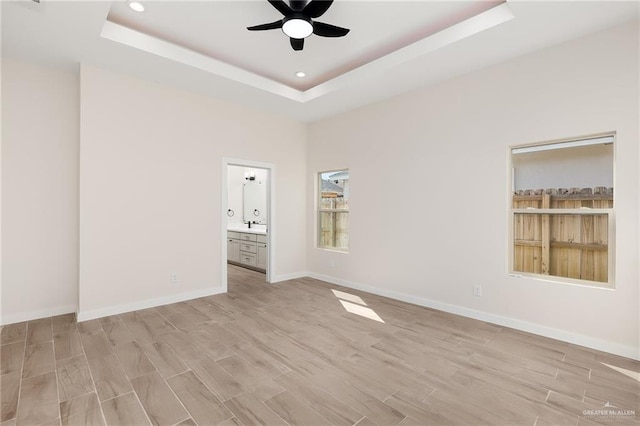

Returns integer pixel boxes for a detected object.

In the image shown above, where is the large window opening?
[510,134,614,287]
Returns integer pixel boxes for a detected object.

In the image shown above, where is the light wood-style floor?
[1,265,639,426]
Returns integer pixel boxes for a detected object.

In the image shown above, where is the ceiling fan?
[247,0,350,51]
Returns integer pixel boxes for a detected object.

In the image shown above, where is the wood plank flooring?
[1,265,638,425]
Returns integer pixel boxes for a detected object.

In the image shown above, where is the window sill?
[508,271,614,290]
[317,247,349,254]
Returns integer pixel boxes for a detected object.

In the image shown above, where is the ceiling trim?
[100,20,303,101]
[100,2,514,104]
[301,2,514,102]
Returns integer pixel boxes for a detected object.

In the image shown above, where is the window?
[510,134,614,287]
[318,170,349,251]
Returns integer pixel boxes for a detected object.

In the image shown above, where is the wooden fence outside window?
[319,196,349,249]
[513,187,613,284]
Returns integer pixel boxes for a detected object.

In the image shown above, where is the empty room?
[1,1,639,425]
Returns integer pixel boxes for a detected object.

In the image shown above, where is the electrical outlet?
[171,273,178,284]
[473,284,482,297]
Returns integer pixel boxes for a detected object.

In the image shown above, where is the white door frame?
[221,157,275,291]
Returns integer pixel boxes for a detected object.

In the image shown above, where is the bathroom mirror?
[243,180,267,224]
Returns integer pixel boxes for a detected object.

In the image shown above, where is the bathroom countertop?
[227,224,267,235]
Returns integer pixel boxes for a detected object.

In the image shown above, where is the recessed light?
[295,71,306,78]
[127,0,145,12]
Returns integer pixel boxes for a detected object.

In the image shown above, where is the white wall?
[307,22,639,358]
[79,65,307,320]
[1,60,79,323]
[227,166,268,225]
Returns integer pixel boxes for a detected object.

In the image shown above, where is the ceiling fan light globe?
[282,18,313,39]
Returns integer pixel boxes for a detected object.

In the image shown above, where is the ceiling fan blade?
[303,0,333,18]
[247,20,283,31]
[313,21,350,37]
[268,0,293,16]
[290,37,304,51]
[289,0,307,11]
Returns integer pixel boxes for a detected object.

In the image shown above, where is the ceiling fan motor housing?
[247,0,350,51]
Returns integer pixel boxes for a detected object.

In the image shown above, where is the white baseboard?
[271,271,308,283]
[1,304,77,326]
[77,287,226,322]
[306,272,640,361]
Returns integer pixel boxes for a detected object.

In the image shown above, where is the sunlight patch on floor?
[331,289,385,323]
[339,300,385,323]
[331,289,366,306]
[601,363,640,382]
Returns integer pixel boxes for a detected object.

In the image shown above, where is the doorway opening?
[221,158,275,292]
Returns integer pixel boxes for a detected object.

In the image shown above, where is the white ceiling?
[106,0,502,90]
[2,1,638,122]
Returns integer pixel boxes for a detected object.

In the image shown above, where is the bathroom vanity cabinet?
[227,232,241,263]
[227,231,267,273]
